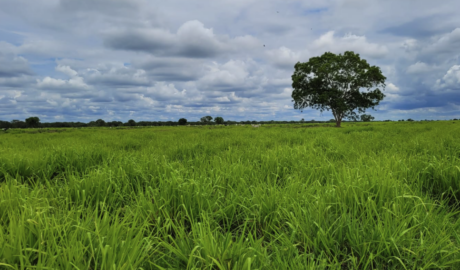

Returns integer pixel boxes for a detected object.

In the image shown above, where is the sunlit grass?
[1,122,460,269]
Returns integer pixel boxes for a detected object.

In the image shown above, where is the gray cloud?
[132,57,206,81]
[422,28,460,62]
[0,76,35,88]
[103,28,175,53]
[406,62,434,74]
[81,65,151,87]
[380,15,455,39]
[0,53,34,78]
[103,20,261,58]
[58,0,141,15]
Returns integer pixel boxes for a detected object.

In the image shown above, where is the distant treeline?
[0,119,332,129]
[0,118,456,129]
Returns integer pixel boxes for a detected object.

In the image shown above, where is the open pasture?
[1,122,460,269]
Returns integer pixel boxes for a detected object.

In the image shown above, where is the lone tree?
[95,119,106,127]
[214,116,224,124]
[178,118,187,125]
[360,114,375,122]
[25,117,40,128]
[291,51,386,127]
[200,116,213,123]
[127,119,136,126]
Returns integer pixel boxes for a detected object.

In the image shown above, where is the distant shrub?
[127,119,136,126]
[360,114,375,122]
[178,118,187,125]
[200,116,213,123]
[215,117,224,124]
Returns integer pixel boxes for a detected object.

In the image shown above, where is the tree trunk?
[332,110,340,127]
[336,118,342,127]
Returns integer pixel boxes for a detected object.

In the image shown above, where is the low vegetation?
[1,121,460,269]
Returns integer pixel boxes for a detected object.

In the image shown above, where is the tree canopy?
[214,117,224,124]
[200,116,213,123]
[127,119,136,126]
[291,51,386,127]
[95,119,106,127]
[25,117,40,128]
[361,114,375,122]
[178,118,187,125]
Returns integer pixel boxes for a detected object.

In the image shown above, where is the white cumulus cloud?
[435,65,460,90]
[312,31,388,58]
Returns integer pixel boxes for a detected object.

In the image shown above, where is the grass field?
[1,122,460,269]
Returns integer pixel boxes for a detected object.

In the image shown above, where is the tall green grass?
[1,122,460,269]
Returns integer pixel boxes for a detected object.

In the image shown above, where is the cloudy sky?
[1,0,460,122]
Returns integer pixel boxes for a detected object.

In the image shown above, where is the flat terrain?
[1,122,460,269]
